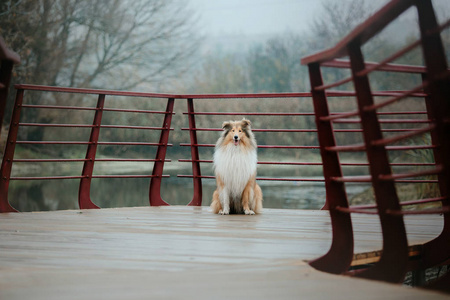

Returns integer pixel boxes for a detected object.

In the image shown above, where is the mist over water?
[8,165,369,212]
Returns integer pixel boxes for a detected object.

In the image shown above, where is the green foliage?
[192,54,248,93]
[247,41,291,92]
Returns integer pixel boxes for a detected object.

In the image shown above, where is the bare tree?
[309,0,376,51]
[0,0,201,90]
[0,0,200,143]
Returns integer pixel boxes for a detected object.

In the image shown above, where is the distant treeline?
[1,0,449,160]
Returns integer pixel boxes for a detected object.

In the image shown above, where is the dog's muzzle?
[233,135,239,146]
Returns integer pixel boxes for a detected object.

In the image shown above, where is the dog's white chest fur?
[214,144,257,198]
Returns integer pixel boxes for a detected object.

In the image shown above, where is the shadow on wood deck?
[0,206,447,299]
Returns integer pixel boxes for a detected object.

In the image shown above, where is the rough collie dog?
[211,118,263,215]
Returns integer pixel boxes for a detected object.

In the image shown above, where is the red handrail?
[0,85,175,212]
[0,84,433,213]
[301,0,450,288]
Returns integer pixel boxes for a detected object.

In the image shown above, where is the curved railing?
[0,84,434,213]
[301,0,449,289]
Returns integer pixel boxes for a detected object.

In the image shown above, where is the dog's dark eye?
[239,130,242,132]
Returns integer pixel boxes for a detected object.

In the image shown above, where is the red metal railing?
[0,85,175,212]
[0,85,433,212]
[301,0,449,289]
[176,90,435,206]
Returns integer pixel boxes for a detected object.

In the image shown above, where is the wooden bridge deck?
[0,206,447,299]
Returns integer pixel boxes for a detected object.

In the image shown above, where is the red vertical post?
[0,60,14,135]
[186,98,202,206]
[416,0,450,269]
[0,89,23,212]
[307,63,353,274]
[349,41,408,283]
[421,72,450,269]
[78,94,105,209]
[149,98,174,206]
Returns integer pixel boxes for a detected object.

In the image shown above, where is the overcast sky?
[188,0,449,38]
[188,0,324,36]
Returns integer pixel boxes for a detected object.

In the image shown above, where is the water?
[8,164,369,212]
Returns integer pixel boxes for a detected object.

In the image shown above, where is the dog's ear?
[222,121,232,131]
[241,118,251,128]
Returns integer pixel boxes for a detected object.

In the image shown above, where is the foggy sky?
[189,0,324,36]
[189,0,449,37]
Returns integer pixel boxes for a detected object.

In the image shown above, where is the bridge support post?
[308,63,354,274]
[78,94,105,209]
[0,89,23,212]
[416,0,450,270]
[348,41,408,283]
[186,98,202,206]
[149,98,174,206]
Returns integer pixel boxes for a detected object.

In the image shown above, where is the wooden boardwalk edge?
[0,206,447,299]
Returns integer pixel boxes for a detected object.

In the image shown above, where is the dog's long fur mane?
[213,119,259,210]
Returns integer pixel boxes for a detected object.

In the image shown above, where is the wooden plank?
[0,207,447,299]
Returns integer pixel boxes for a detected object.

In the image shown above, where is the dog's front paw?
[244,209,255,215]
[219,207,230,215]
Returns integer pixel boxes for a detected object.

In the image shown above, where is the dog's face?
[221,119,252,147]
